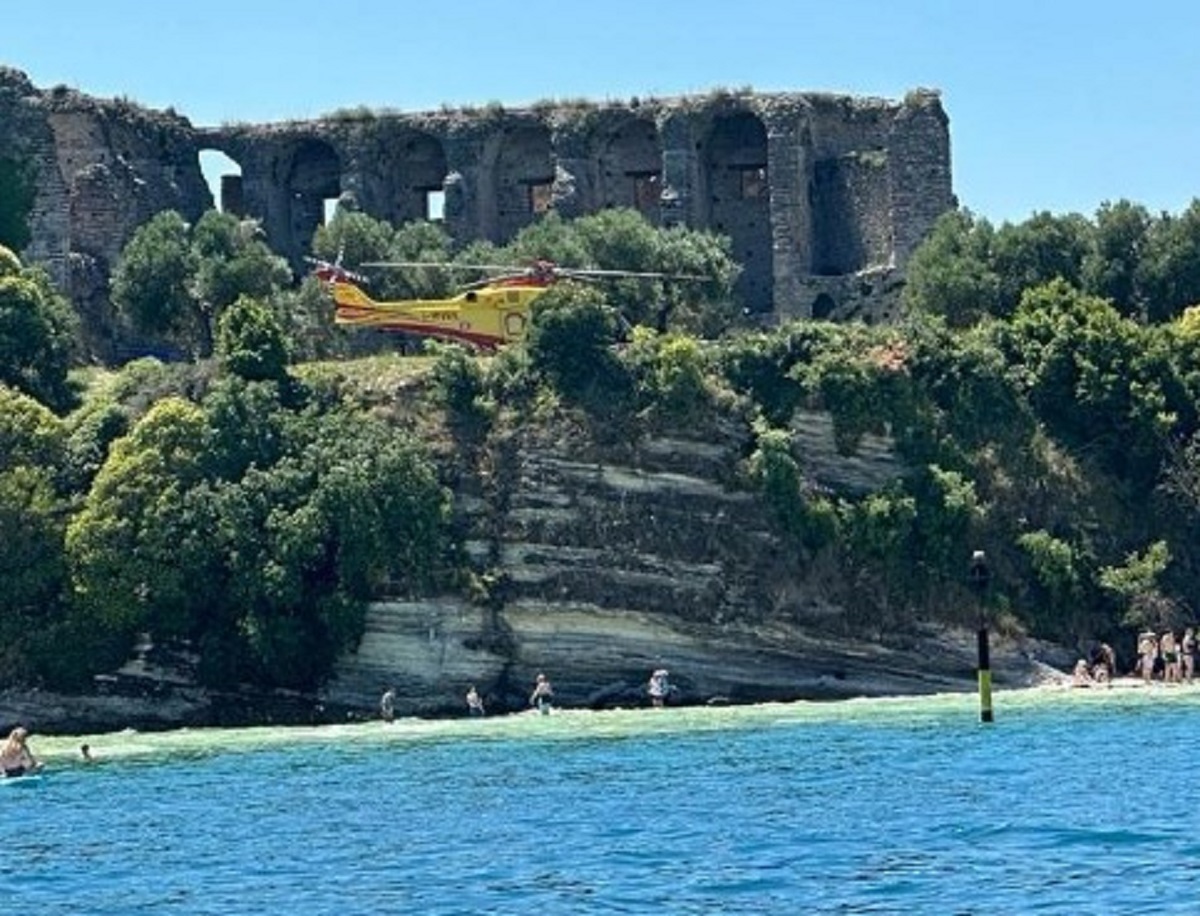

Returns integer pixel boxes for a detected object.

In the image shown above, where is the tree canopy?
[110,210,291,358]
[904,200,1200,326]
[0,247,78,411]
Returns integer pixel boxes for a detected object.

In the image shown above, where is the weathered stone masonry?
[0,67,954,359]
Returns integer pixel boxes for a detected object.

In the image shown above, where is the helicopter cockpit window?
[528,181,554,215]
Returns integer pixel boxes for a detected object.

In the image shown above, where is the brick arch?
[283,137,341,264]
[811,292,837,320]
[197,148,242,215]
[599,117,661,223]
[702,111,772,313]
[491,123,553,243]
[381,129,448,225]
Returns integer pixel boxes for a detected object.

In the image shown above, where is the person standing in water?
[466,685,486,717]
[0,726,41,777]
[380,687,396,723]
[647,669,671,708]
[1183,628,1196,683]
[529,673,554,714]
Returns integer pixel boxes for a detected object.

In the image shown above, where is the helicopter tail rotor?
[304,255,369,286]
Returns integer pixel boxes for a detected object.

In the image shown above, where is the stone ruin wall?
[0,67,954,360]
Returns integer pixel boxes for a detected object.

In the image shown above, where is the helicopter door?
[503,312,526,339]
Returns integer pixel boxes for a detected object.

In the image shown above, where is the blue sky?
[4,0,1198,224]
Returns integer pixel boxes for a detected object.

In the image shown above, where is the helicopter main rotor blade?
[356,260,709,282]
[557,267,708,281]
[360,260,521,272]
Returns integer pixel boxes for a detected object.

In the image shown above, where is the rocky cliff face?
[0,404,1070,735]
[0,67,211,360]
[322,409,1068,719]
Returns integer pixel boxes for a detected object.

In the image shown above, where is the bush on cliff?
[905,199,1200,326]
[0,387,72,682]
[0,253,79,412]
[215,295,290,384]
[111,210,291,359]
[64,376,452,691]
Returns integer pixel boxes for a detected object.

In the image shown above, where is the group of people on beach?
[1134,627,1196,684]
[1071,642,1117,687]
[378,667,675,721]
[1071,628,1198,687]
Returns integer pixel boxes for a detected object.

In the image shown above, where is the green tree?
[501,209,738,336]
[902,209,1000,326]
[991,211,1091,316]
[1080,199,1151,317]
[0,386,71,683]
[0,245,19,278]
[0,157,35,252]
[0,383,69,474]
[0,252,79,411]
[1098,540,1174,629]
[623,328,714,422]
[525,283,630,410]
[902,315,1032,455]
[429,341,492,432]
[311,209,397,272]
[746,422,839,551]
[1017,529,1086,634]
[192,211,291,320]
[216,295,290,382]
[311,211,458,300]
[66,397,215,648]
[111,210,291,358]
[199,407,450,689]
[66,380,452,691]
[840,487,919,589]
[109,211,198,340]
[1138,200,1200,323]
[793,324,910,454]
[908,464,985,573]
[1000,280,1175,482]
[0,466,69,682]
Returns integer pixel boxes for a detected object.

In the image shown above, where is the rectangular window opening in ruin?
[527,181,554,215]
[219,174,244,216]
[630,172,661,212]
[425,189,445,222]
[322,198,339,225]
[741,166,767,199]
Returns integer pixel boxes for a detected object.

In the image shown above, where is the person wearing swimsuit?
[0,727,40,777]
[530,673,554,714]
[466,685,486,717]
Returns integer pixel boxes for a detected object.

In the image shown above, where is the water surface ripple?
[4,685,1198,913]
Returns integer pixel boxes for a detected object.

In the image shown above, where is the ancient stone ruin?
[0,66,954,359]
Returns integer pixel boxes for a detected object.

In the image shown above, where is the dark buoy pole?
[970,550,993,723]
[977,619,993,723]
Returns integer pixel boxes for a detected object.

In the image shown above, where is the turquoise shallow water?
[5,685,1200,914]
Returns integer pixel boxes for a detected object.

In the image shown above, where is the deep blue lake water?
[4,685,1200,914]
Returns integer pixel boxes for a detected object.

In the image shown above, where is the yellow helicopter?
[311,258,704,350]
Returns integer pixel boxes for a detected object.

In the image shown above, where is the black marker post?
[970,550,993,723]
